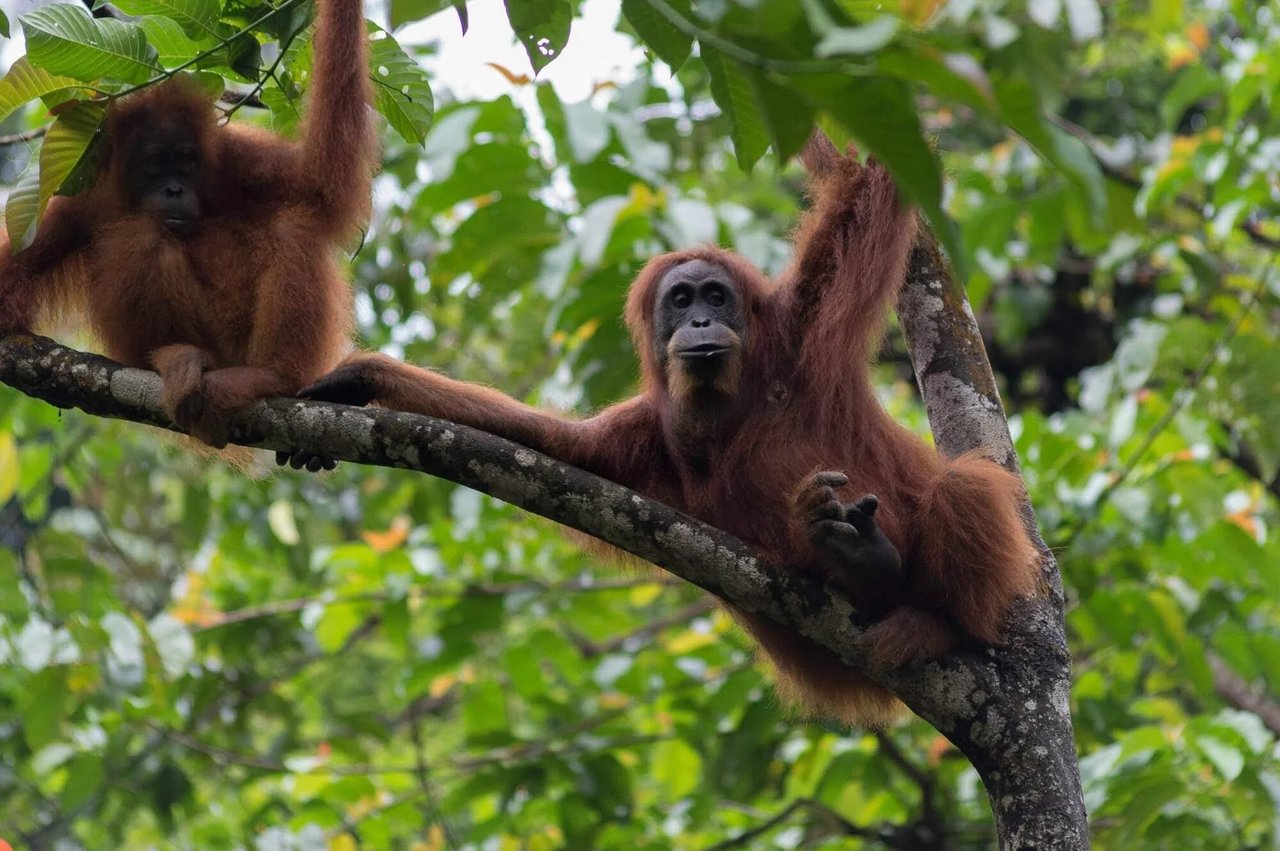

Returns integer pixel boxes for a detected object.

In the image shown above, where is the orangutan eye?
[671,288,693,309]
[706,287,726,307]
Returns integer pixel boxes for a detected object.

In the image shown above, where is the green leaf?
[462,680,510,743]
[0,433,18,504]
[0,9,10,39]
[652,739,702,798]
[22,4,159,84]
[621,0,692,70]
[504,0,571,74]
[0,57,82,125]
[106,0,222,38]
[815,16,899,56]
[369,25,434,146]
[877,47,996,113]
[994,77,1106,220]
[312,601,368,652]
[136,16,217,67]
[60,753,105,811]
[1159,65,1221,129]
[1194,735,1245,781]
[388,0,457,30]
[5,164,43,248]
[798,74,961,272]
[17,668,69,750]
[38,100,105,216]
[703,48,769,170]
[747,69,813,164]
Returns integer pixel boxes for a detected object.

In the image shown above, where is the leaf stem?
[642,0,866,76]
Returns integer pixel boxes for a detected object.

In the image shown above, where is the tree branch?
[0,227,1087,849]
[897,230,1088,850]
[1208,652,1280,737]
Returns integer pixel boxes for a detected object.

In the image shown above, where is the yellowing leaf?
[0,432,19,503]
[571,318,600,345]
[627,582,665,607]
[1167,45,1196,70]
[598,692,630,709]
[329,835,357,851]
[429,671,458,698]
[900,0,944,24]
[1185,21,1209,50]
[170,606,217,627]
[486,61,531,85]
[665,629,715,654]
[1226,511,1259,539]
[361,516,410,552]
[1169,135,1199,158]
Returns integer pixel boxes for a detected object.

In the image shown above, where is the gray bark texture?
[0,229,1088,850]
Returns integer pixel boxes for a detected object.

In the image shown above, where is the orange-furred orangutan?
[0,0,375,448]
[294,135,1040,727]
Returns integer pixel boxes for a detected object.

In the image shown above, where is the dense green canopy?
[1,0,1278,847]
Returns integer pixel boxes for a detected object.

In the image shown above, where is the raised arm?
[783,133,918,367]
[0,196,92,333]
[297,353,665,489]
[298,0,376,232]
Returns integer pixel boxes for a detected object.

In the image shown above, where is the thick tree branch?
[0,227,1087,850]
[898,230,1087,850]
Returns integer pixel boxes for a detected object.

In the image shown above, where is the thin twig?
[875,731,943,842]
[408,714,456,848]
[705,798,896,850]
[0,128,47,146]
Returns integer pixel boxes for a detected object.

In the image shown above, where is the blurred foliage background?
[1,0,1280,847]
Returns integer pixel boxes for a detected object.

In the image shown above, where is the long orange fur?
[305,136,1040,727]
[0,0,375,442]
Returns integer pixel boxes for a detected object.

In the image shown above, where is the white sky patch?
[403,0,646,102]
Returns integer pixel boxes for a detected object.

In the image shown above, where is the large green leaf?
[38,100,106,212]
[105,0,222,38]
[368,25,434,146]
[136,16,218,68]
[746,68,814,164]
[22,3,159,84]
[388,0,463,31]
[621,0,692,70]
[703,48,769,170]
[0,57,81,125]
[814,16,899,56]
[797,74,962,273]
[5,164,43,248]
[994,76,1106,220]
[504,0,571,74]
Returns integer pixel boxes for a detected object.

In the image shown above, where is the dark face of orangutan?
[653,259,746,402]
[123,121,203,233]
